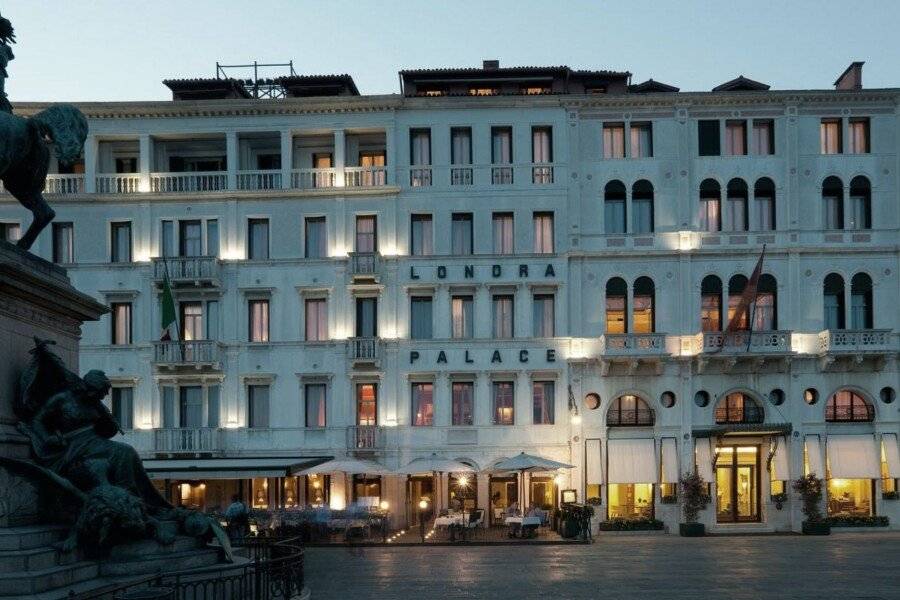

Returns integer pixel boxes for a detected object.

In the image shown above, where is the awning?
[827,435,880,479]
[693,423,792,438]
[883,433,900,478]
[771,436,790,480]
[695,438,714,482]
[661,438,678,484]
[805,435,824,478]
[607,439,657,484]
[585,439,602,486]
[144,456,331,479]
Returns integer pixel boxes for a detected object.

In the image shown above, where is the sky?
[3,0,899,102]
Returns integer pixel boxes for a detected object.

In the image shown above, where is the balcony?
[450,167,473,186]
[44,174,84,195]
[347,337,380,367]
[818,329,894,371]
[237,169,282,190]
[154,427,221,454]
[697,330,791,354]
[349,252,380,281]
[96,174,141,194]
[598,333,668,376]
[152,256,220,287]
[491,166,513,185]
[607,408,656,427]
[347,425,383,450]
[291,168,336,189]
[153,340,223,370]
[344,166,387,187]
[150,171,227,193]
[409,167,432,187]
[531,164,554,184]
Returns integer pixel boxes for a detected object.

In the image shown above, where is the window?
[849,176,871,230]
[822,176,844,229]
[701,275,723,332]
[630,122,652,158]
[492,212,514,255]
[608,484,654,519]
[52,222,74,264]
[850,273,873,329]
[752,119,775,155]
[179,220,202,257]
[632,277,655,334]
[355,215,377,253]
[410,129,431,186]
[605,277,627,334]
[248,299,269,342]
[451,295,473,339]
[0,222,20,243]
[160,220,175,258]
[714,393,763,424]
[532,294,555,337]
[532,381,555,425]
[492,381,514,425]
[247,218,269,260]
[356,383,377,426]
[305,384,326,428]
[727,275,750,331]
[355,297,377,337]
[725,120,747,156]
[604,180,626,234]
[827,479,873,517]
[820,119,842,154]
[411,382,434,426]
[410,296,433,340]
[205,219,218,257]
[698,120,721,156]
[305,474,329,507]
[632,180,654,233]
[533,212,554,253]
[492,294,514,338]
[451,213,473,255]
[725,178,749,232]
[754,178,776,231]
[248,385,270,428]
[207,384,220,427]
[602,123,625,159]
[699,179,721,232]
[532,126,553,184]
[755,274,777,330]
[181,302,202,341]
[470,87,498,96]
[491,127,513,184]
[352,475,382,505]
[450,127,473,185]
[256,153,281,170]
[410,214,433,256]
[451,382,474,426]
[848,118,870,154]
[180,386,203,428]
[823,273,846,330]
[111,387,133,430]
[305,298,327,341]
[110,222,132,263]
[111,302,132,345]
[304,217,327,258]
[826,390,874,422]
[607,395,655,426]
[115,157,137,174]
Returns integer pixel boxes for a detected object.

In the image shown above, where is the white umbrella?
[489,452,574,512]
[296,458,392,509]
[397,453,475,516]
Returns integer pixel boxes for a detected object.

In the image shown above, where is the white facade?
[2,74,899,532]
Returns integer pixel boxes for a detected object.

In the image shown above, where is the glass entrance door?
[715,445,760,523]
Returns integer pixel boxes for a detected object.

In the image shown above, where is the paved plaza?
[304,532,900,599]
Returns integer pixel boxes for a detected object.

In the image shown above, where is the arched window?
[823,273,845,330]
[701,275,723,332]
[727,274,749,331]
[714,393,763,424]
[605,277,628,334]
[632,180,654,234]
[754,274,777,330]
[850,273,873,329]
[633,276,655,333]
[849,176,871,230]
[726,178,749,232]
[604,181,627,234]
[825,389,874,422]
[699,179,721,232]
[607,394,655,426]
[822,176,844,230]
[753,177,776,231]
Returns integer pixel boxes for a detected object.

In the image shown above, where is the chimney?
[834,61,864,90]
[482,59,500,70]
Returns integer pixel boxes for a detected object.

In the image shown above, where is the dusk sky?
[3,0,900,101]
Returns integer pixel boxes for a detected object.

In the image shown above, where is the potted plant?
[679,472,710,536]
[792,474,830,535]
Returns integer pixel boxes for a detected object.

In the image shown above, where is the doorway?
[715,445,760,523]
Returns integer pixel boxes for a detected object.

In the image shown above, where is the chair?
[466,508,485,538]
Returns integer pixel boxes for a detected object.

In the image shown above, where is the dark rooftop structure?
[163,78,253,101]
[628,78,680,93]
[276,74,359,97]
[712,75,771,92]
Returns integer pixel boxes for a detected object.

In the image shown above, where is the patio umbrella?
[396,453,475,514]
[489,452,574,512]
[296,458,392,509]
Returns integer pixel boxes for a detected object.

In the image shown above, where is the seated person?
[505,501,519,517]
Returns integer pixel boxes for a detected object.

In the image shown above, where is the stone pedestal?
[0,240,108,526]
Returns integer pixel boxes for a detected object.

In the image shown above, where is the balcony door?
[355,297,377,338]
[715,445,760,523]
[179,220,203,257]
[179,386,204,429]
[180,302,203,361]
[356,383,377,427]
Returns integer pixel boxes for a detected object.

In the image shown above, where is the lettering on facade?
[409,348,556,365]
[407,264,556,281]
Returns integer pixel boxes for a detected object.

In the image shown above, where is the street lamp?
[418,498,429,543]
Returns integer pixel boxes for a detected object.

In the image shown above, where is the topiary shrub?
[679,472,710,523]
[792,474,824,523]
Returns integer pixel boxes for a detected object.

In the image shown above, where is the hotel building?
[2,60,898,533]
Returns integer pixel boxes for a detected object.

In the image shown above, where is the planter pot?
[679,522,705,537]
[801,521,831,535]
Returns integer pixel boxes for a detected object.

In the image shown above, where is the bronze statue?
[0,339,233,560]
[0,11,13,113]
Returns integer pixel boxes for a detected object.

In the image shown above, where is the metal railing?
[154,340,221,365]
[349,252,379,277]
[153,256,220,282]
[699,330,790,353]
[347,425,382,449]
[714,405,765,424]
[607,408,656,426]
[409,167,432,187]
[96,174,141,194]
[344,166,387,187]
[154,427,221,452]
[347,337,379,361]
[237,170,282,190]
[150,171,227,193]
[291,168,336,189]
[491,166,513,185]
[531,164,554,184]
[450,167,473,185]
[44,174,84,195]
[818,329,893,353]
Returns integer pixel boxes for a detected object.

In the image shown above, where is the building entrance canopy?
[145,456,330,479]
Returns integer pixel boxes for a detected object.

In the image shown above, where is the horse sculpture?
[0,104,88,250]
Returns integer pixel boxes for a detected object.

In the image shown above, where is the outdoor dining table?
[433,514,468,528]
[505,515,542,538]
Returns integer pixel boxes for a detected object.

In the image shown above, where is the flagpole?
[161,255,181,342]
[745,244,766,352]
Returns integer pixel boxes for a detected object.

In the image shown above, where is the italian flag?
[159,272,178,341]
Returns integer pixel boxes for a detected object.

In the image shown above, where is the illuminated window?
[605,277,627,334]
[111,302,132,345]
[252,477,271,509]
[305,474,330,507]
[825,390,874,422]
[727,275,750,331]
[632,276,655,334]
[608,483,654,519]
[356,384,377,426]
[826,478,873,517]
[469,87,498,96]
[521,86,550,95]
[352,475,382,506]
[607,395,655,426]
[701,275,722,332]
[532,381,555,425]
[714,393,763,424]
[699,179,721,232]
[411,382,434,426]
[492,381,514,425]
[451,382,474,426]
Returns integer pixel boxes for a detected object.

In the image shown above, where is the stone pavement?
[304,532,900,599]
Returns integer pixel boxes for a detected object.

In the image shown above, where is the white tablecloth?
[504,516,541,527]
[434,515,467,527]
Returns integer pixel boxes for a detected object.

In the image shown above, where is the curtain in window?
[410,297,433,339]
[451,296,473,338]
[181,303,202,341]
[725,122,746,155]
[603,125,625,158]
[357,384,377,426]
[533,213,553,253]
[412,383,434,426]
[532,128,552,163]
[305,299,327,341]
[848,121,867,154]
[532,381,554,425]
[249,385,270,428]
[411,216,433,256]
[824,294,842,330]
[53,224,74,264]
[633,199,653,233]
[492,382,514,425]
[753,293,775,330]
[824,195,842,230]
[532,295,554,337]
[826,435,881,479]
[492,296,514,338]
[451,215,473,255]
[248,220,269,260]
[305,217,327,258]
[492,214,514,254]
[112,387,133,430]
[305,384,326,428]
[630,124,652,158]
[849,195,869,230]
[356,298,377,337]
[632,295,654,334]
[756,196,774,231]
[180,221,203,257]
[355,216,376,253]
[604,199,626,234]
[411,131,431,165]
[727,198,747,231]
[492,129,512,163]
[451,382,474,426]
[249,300,269,342]
[752,122,772,155]
[180,386,204,428]
[113,303,131,345]
[700,198,720,232]
[451,129,471,165]
[607,439,658,484]
[850,293,869,329]
[207,385,220,428]
[112,223,131,263]
[820,121,841,154]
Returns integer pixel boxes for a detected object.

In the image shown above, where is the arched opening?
[701,275,723,332]
[605,277,628,334]
[607,394,655,426]
[825,389,874,422]
[850,273,873,329]
[727,274,749,331]
[753,177,776,231]
[754,274,777,330]
[632,276,655,333]
[726,178,749,232]
[699,179,721,232]
[822,176,844,230]
[849,176,872,230]
[632,180,654,234]
[604,180,627,234]
[823,273,846,330]
[714,392,763,424]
